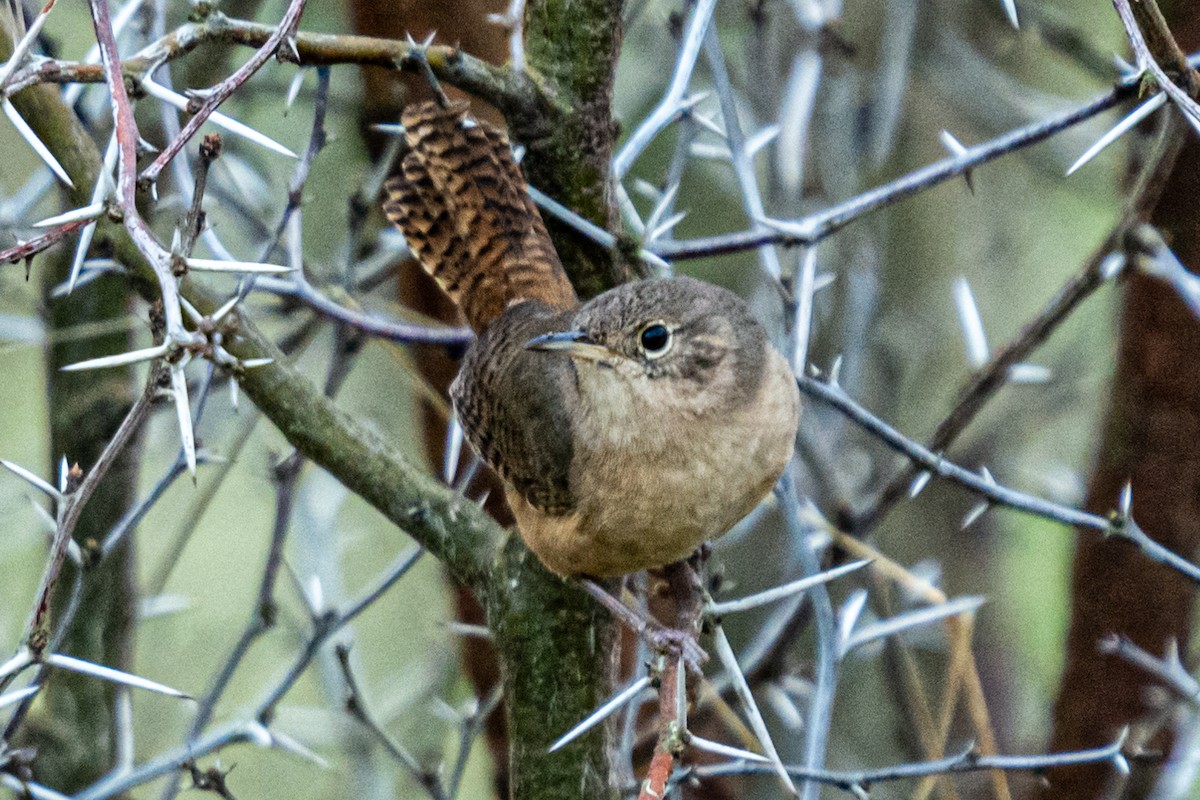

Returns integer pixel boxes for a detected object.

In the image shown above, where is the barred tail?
[382,101,577,333]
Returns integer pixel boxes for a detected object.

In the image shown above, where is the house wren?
[384,101,800,577]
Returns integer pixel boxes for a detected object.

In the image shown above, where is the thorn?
[61,342,173,372]
[45,652,191,698]
[939,130,975,193]
[0,685,39,711]
[0,459,61,499]
[711,624,796,795]
[706,560,870,616]
[179,295,204,325]
[836,589,868,652]
[32,202,105,228]
[1000,0,1019,28]
[404,31,448,106]
[211,295,241,322]
[828,355,843,387]
[1100,252,1126,281]
[443,415,465,485]
[286,69,306,110]
[953,277,989,368]
[548,675,652,753]
[1067,93,1166,176]
[141,78,297,159]
[185,257,292,274]
[170,360,197,477]
[961,500,990,530]
[3,99,74,188]
[909,470,933,498]
[1007,363,1053,384]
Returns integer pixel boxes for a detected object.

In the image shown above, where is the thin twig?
[140,0,309,184]
[0,218,93,271]
[1112,0,1200,133]
[4,14,554,119]
[675,734,1129,795]
[335,644,449,800]
[797,372,1200,584]
[20,364,162,655]
[653,56,1198,261]
[1099,634,1200,705]
[850,107,1185,534]
[85,0,189,341]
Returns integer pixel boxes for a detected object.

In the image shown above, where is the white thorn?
[32,202,105,228]
[141,78,297,159]
[185,257,293,274]
[952,277,989,368]
[3,99,74,188]
[1001,0,1019,28]
[1,459,61,499]
[60,342,171,372]
[45,653,191,698]
[1068,93,1167,176]
[170,361,197,476]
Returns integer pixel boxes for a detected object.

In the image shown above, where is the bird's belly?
[515,404,793,577]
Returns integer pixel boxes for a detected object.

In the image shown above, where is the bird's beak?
[525,330,613,361]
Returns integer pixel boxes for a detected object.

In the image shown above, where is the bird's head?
[525,276,768,411]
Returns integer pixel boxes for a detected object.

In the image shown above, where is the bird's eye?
[638,323,672,358]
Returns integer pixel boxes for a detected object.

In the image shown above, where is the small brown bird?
[385,101,800,577]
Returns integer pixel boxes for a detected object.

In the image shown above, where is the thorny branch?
[0,217,92,272]
[0,363,166,745]
[2,0,1198,798]
[636,563,704,800]
[674,734,1130,797]
[85,0,189,341]
[139,0,309,184]
[850,108,1187,535]
[654,53,1200,262]
[24,364,162,652]
[2,12,556,119]
[74,547,425,800]
[796,372,1200,584]
[5,12,1196,272]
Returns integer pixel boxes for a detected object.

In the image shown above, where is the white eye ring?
[637,322,673,359]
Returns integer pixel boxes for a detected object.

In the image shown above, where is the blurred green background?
[0,0,1138,796]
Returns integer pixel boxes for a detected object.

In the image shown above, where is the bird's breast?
[521,346,799,576]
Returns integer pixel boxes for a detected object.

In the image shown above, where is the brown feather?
[382,101,578,332]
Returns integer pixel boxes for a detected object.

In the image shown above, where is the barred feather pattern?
[382,100,578,333]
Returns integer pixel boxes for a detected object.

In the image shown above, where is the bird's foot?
[644,624,708,669]
[577,577,708,669]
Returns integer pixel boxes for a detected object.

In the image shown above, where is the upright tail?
[382,101,578,333]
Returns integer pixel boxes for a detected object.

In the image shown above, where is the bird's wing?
[382,100,578,333]
[450,301,577,515]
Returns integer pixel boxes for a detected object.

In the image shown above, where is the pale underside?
[511,344,800,577]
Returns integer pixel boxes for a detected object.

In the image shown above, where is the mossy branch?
[5,12,561,136]
[7,5,628,796]
[6,83,505,596]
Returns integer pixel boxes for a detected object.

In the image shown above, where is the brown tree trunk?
[1044,10,1200,799]
[345,1,510,794]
